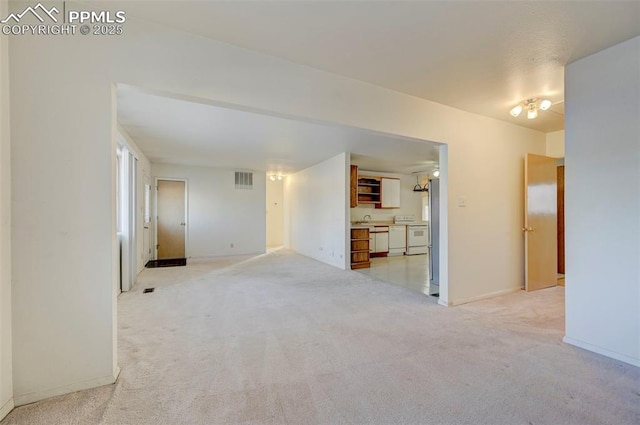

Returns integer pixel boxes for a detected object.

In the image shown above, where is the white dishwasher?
[388,225,406,256]
[370,226,389,255]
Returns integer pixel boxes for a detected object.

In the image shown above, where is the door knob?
[522,227,534,232]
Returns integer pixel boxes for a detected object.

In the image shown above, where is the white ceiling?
[117,86,440,175]
[97,0,640,132]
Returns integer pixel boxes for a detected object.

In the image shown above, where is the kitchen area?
[349,161,440,297]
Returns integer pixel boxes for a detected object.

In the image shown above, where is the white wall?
[287,153,349,269]
[564,36,640,366]
[0,0,13,418]
[9,10,545,404]
[266,178,284,247]
[350,171,424,222]
[119,126,152,275]
[152,163,266,258]
[10,4,119,405]
[546,130,565,158]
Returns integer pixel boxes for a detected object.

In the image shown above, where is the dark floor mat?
[145,258,187,268]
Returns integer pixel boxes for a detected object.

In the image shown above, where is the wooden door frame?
[154,177,189,260]
[557,165,565,275]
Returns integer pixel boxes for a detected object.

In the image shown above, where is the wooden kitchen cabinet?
[357,176,381,205]
[350,169,399,209]
[350,165,358,208]
[380,177,401,208]
[350,228,371,269]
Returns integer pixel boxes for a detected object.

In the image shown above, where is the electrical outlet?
[230,243,234,248]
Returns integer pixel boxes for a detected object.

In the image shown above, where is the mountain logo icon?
[1,2,59,24]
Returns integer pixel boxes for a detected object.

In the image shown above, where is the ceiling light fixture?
[509,105,523,117]
[527,103,538,120]
[539,99,552,110]
[509,98,552,119]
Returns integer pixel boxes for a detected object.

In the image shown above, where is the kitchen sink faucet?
[362,215,371,223]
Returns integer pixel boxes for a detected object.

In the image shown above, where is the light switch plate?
[458,197,467,207]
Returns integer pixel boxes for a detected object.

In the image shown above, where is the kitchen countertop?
[351,221,428,228]
[351,221,391,228]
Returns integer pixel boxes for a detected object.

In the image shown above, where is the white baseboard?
[563,336,640,367]
[0,397,14,421]
[441,287,522,307]
[188,251,266,260]
[14,369,119,407]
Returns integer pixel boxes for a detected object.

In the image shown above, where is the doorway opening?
[143,173,151,266]
[116,143,138,292]
[266,174,284,250]
[349,146,446,301]
[523,153,566,292]
[557,160,565,286]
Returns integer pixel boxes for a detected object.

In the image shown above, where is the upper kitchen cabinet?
[357,176,381,205]
[350,169,400,209]
[350,165,358,208]
[380,177,401,208]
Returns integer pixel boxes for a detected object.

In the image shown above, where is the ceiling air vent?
[235,171,253,190]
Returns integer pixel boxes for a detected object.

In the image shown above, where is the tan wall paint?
[287,153,349,269]
[151,163,266,258]
[0,0,14,418]
[546,130,565,158]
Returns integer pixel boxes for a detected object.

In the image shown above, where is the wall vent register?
[235,171,253,190]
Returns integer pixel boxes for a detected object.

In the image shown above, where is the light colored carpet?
[3,250,639,425]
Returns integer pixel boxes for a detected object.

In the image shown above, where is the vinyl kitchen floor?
[356,254,431,296]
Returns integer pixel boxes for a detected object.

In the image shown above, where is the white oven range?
[393,215,429,255]
[406,224,429,255]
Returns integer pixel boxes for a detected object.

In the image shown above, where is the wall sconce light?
[510,98,552,119]
[433,169,440,178]
[269,174,283,181]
